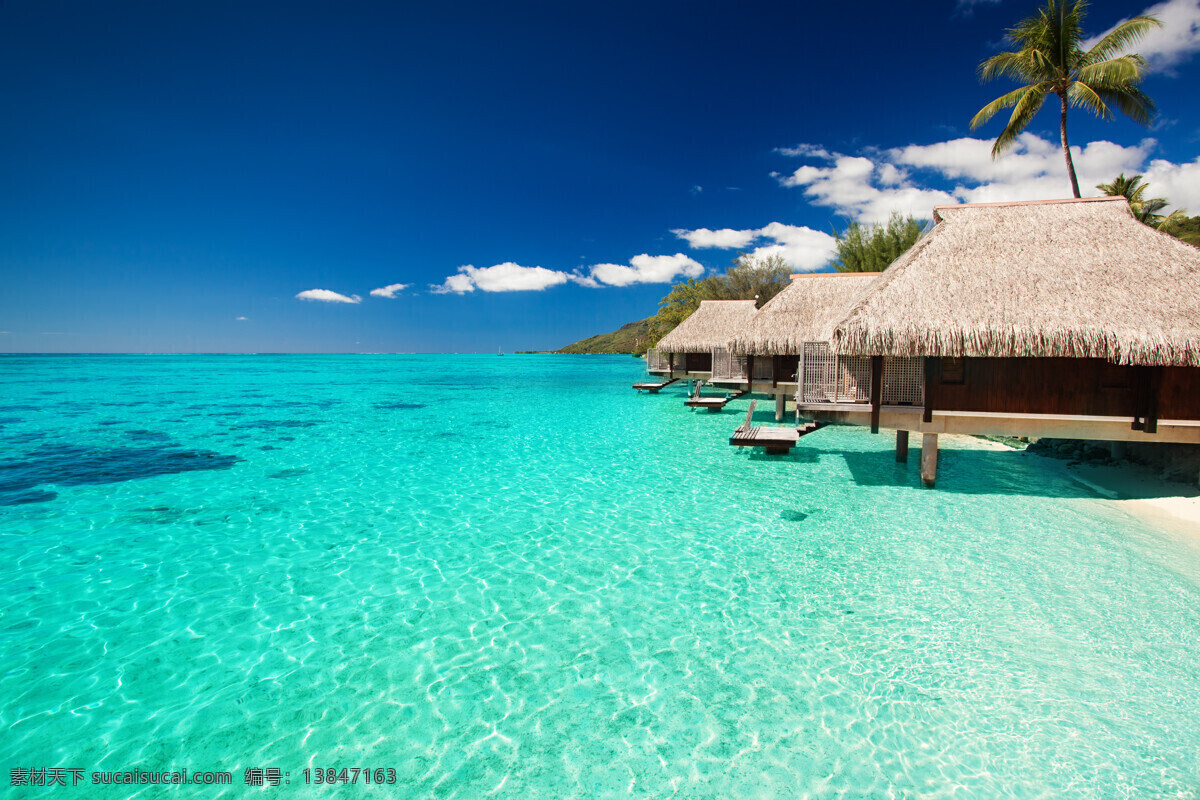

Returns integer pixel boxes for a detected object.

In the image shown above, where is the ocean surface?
[1,353,1198,799]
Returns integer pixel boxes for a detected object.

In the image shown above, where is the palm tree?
[1096,173,1188,230]
[970,1,1161,198]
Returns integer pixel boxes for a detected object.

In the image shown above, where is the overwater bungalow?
[643,299,759,385]
[792,197,1200,486]
[718,272,881,419]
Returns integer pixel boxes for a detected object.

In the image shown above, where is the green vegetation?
[555,253,792,353]
[1096,173,1189,231]
[554,317,654,354]
[648,253,792,346]
[832,213,926,273]
[970,0,1160,198]
[1162,214,1200,247]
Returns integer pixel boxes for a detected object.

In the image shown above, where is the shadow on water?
[125,429,172,442]
[831,447,1195,500]
[374,402,427,410]
[0,444,241,507]
[268,468,309,479]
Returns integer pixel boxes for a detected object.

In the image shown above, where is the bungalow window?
[941,357,965,385]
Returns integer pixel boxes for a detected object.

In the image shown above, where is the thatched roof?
[832,197,1200,367]
[728,273,880,355]
[656,300,759,353]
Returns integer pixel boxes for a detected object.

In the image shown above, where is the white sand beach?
[1023,445,1200,540]
[948,434,1200,539]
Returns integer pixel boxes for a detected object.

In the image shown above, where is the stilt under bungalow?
[921,434,938,487]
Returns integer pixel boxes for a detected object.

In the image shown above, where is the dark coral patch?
[0,444,241,507]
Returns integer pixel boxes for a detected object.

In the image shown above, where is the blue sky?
[2,0,1199,353]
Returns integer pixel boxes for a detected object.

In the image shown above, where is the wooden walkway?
[728,401,827,454]
[633,378,680,393]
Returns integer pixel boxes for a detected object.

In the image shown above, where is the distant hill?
[555,317,653,354]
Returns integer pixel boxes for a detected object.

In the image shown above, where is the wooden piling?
[775,393,785,421]
[896,430,909,463]
[921,433,938,487]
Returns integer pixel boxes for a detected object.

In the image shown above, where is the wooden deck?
[728,402,827,453]
[728,401,791,454]
[633,378,680,393]
[729,425,800,454]
[685,389,748,411]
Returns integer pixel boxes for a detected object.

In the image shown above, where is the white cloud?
[1143,156,1200,211]
[671,222,838,272]
[430,263,572,294]
[296,289,361,304]
[236,316,248,321]
[775,143,833,159]
[370,283,410,298]
[1084,0,1200,70]
[778,154,955,223]
[671,227,760,249]
[432,273,477,294]
[892,135,1154,206]
[587,253,705,287]
[889,134,1152,187]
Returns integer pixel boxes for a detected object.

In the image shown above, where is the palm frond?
[1096,173,1147,203]
[979,50,1046,83]
[1076,55,1146,87]
[992,86,1046,156]
[1068,81,1113,119]
[1080,15,1161,65]
[971,84,1043,129]
[1093,85,1155,126]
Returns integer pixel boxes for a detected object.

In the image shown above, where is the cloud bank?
[672,222,838,272]
[430,253,706,294]
[773,133,1200,221]
[585,253,704,287]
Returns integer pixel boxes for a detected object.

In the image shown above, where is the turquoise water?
[1,354,1198,798]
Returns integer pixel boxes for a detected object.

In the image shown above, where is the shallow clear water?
[1,354,1198,799]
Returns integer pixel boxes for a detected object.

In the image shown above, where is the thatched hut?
[648,300,759,376]
[720,272,880,392]
[794,197,1200,485]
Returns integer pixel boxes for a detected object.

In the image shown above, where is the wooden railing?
[646,348,670,372]
[711,347,748,382]
[796,343,923,405]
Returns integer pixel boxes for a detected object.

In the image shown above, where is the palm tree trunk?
[1059,93,1081,198]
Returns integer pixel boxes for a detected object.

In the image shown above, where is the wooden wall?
[684,352,713,372]
[927,358,1200,421]
[1160,366,1200,420]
